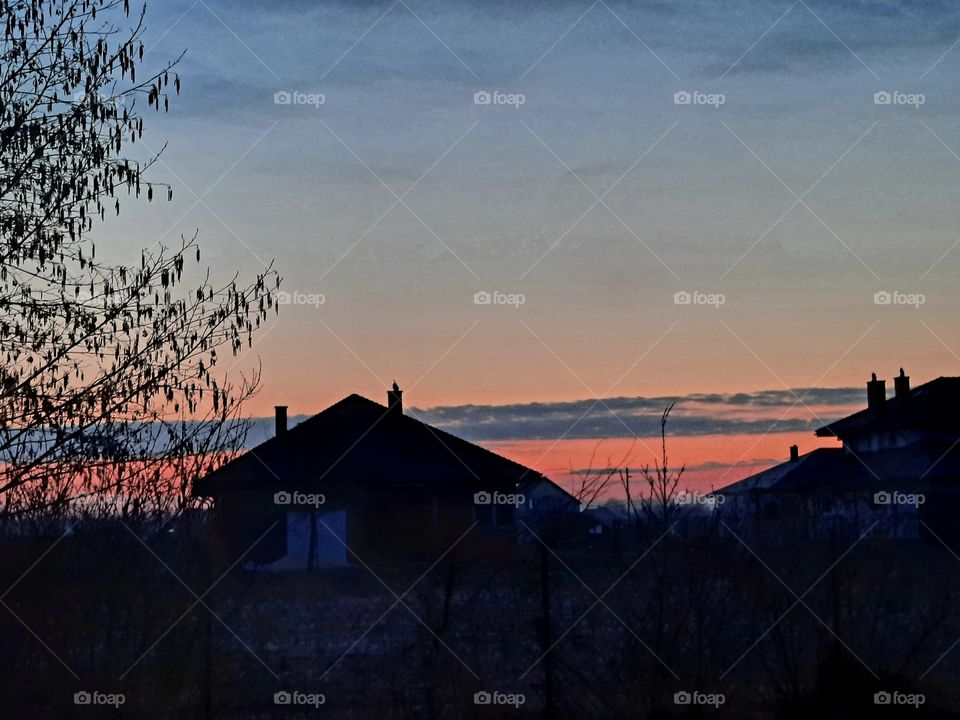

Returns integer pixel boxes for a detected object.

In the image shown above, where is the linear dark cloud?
[408,411,810,442]
[240,387,863,445]
[406,387,863,441]
[570,457,783,476]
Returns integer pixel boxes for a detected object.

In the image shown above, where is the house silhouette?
[194,386,576,569]
[720,371,960,544]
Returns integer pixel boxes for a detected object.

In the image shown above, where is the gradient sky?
[93,0,960,487]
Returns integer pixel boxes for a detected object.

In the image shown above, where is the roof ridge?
[195,392,545,494]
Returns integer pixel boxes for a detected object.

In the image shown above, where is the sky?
[94,0,960,489]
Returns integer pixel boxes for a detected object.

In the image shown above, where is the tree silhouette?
[0,0,279,524]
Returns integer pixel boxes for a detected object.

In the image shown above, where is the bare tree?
[0,0,279,525]
[570,438,636,510]
[568,404,685,532]
[636,401,685,529]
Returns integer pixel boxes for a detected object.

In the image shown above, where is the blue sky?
[98,0,960,428]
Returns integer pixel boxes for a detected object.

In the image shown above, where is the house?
[193,386,566,569]
[518,476,580,521]
[719,370,960,544]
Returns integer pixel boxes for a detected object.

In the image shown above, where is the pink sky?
[236,355,953,494]
[487,431,838,497]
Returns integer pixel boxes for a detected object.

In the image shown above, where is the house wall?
[214,490,286,565]
[353,492,479,562]
[721,491,925,541]
[213,482,528,569]
[286,510,349,568]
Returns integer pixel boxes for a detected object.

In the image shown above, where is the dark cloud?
[238,387,861,446]
[404,387,862,441]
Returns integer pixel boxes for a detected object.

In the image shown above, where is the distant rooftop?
[723,437,960,495]
[816,375,960,439]
[723,372,960,495]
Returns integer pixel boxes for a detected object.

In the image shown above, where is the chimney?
[866,373,886,414]
[894,367,910,399]
[275,405,288,436]
[789,444,799,462]
[387,382,402,416]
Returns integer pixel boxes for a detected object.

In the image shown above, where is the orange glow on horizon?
[485,431,839,499]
